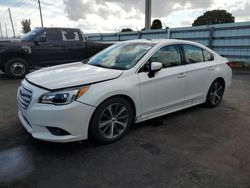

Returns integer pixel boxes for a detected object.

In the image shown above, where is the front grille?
[18,84,33,110]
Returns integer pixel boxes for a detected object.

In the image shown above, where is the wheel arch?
[2,52,30,67]
[205,77,226,99]
[93,94,136,121]
[88,94,137,138]
[214,77,225,87]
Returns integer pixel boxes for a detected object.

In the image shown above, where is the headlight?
[39,86,89,105]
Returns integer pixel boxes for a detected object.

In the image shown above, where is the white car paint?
[17,39,232,142]
[26,62,123,90]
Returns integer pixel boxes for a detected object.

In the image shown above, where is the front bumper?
[17,79,95,143]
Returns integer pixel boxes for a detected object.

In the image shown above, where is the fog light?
[47,127,70,136]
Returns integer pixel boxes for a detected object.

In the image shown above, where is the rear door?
[61,29,85,61]
[182,44,215,103]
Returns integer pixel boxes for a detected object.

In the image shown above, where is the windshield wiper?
[90,64,107,68]
[82,59,89,64]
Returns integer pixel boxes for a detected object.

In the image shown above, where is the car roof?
[120,39,217,56]
[123,38,199,45]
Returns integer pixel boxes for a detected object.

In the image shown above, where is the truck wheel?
[4,58,29,79]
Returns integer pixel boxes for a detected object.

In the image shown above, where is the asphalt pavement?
[0,70,250,188]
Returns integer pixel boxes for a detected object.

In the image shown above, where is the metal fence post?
[138,31,142,39]
[209,27,214,49]
[167,28,171,39]
[117,32,120,41]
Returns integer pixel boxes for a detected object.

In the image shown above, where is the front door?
[138,45,187,118]
[30,28,67,65]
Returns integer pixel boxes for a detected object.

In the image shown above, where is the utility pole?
[38,0,44,27]
[145,0,151,30]
[5,24,8,38]
[8,8,15,37]
[0,22,3,38]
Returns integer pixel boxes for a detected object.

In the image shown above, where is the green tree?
[121,28,133,32]
[151,19,162,29]
[21,19,31,34]
[192,9,235,26]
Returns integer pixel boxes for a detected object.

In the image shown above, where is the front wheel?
[89,97,134,144]
[205,79,225,107]
[4,58,29,79]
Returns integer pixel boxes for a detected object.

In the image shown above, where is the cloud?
[230,1,250,20]
[63,0,214,21]
[1,0,250,37]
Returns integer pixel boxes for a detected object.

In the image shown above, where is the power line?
[11,2,37,16]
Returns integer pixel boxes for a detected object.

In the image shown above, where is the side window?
[35,31,46,40]
[203,49,214,61]
[151,45,181,68]
[61,29,80,41]
[45,29,62,41]
[183,44,204,64]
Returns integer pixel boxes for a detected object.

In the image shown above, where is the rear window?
[203,49,214,61]
[183,44,204,64]
[61,29,80,41]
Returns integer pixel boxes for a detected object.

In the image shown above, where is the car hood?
[26,62,123,90]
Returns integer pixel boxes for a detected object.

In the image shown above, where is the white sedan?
[17,39,232,143]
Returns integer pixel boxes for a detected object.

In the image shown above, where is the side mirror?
[148,62,162,78]
[151,62,162,71]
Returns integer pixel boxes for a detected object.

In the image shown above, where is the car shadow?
[132,104,204,129]
[27,104,205,154]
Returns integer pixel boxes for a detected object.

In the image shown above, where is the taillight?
[226,62,235,68]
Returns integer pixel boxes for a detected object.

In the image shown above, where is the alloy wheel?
[209,81,224,105]
[98,103,129,139]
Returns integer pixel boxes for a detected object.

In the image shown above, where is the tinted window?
[45,29,62,41]
[61,29,80,41]
[203,49,214,61]
[151,45,181,68]
[183,44,204,64]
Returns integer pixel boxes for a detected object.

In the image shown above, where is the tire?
[4,58,29,79]
[89,97,134,144]
[205,79,225,108]
[0,67,4,72]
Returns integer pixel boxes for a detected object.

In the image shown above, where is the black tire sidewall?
[4,58,29,79]
[90,97,134,144]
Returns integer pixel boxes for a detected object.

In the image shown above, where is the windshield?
[21,27,43,41]
[87,42,155,70]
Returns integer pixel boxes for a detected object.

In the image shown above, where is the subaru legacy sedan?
[17,39,232,144]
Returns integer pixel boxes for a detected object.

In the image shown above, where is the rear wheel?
[89,97,134,144]
[4,58,29,79]
[205,79,225,107]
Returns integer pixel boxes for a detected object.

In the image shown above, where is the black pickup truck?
[0,27,113,78]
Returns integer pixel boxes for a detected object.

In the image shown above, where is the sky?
[0,0,250,37]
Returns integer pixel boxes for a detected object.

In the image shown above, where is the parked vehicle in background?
[0,27,113,78]
[17,39,232,144]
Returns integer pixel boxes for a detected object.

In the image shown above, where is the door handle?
[177,73,186,78]
[208,66,215,70]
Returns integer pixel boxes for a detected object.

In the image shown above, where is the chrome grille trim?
[18,84,33,110]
